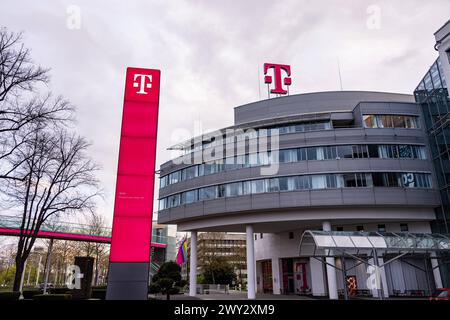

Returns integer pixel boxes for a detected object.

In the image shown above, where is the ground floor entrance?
[257,255,443,298]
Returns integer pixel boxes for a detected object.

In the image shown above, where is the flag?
[176,237,188,265]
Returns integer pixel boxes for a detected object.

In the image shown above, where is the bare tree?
[0,28,73,181]
[0,28,48,102]
[74,212,110,286]
[2,125,101,291]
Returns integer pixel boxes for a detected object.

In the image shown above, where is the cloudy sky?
[1,0,449,226]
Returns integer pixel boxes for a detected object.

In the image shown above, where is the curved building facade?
[158,91,445,298]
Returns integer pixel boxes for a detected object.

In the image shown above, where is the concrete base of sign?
[106,262,149,300]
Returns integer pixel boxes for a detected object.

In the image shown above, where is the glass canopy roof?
[299,230,450,257]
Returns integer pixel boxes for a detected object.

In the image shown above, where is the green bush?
[176,279,188,287]
[49,287,72,294]
[0,291,21,301]
[33,294,72,300]
[92,285,107,290]
[168,287,180,295]
[22,290,42,299]
[149,283,161,294]
[91,289,107,300]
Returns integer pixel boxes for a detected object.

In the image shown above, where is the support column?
[430,252,443,289]
[271,258,281,295]
[369,251,389,299]
[35,255,42,287]
[19,259,28,298]
[310,257,327,296]
[322,221,338,300]
[43,238,54,294]
[246,225,256,299]
[189,231,197,297]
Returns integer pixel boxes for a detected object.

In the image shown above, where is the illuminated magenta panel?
[114,175,154,217]
[109,67,160,263]
[110,217,153,261]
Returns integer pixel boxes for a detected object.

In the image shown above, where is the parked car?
[429,288,450,300]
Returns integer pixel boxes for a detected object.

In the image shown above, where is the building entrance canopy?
[299,230,450,257]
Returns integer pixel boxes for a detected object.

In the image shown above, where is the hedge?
[91,289,107,300]
[33,294,72,300]
[49,287,72,294]
[22,290,42,299]
[0,291,21,301]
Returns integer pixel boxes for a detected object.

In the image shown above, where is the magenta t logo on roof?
[264,63,292,95]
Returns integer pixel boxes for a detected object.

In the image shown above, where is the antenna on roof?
[257,64,262,100]
[337,57,343,91]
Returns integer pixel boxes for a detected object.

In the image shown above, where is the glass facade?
[183,120,332,155]
[415,57,450,235]
[158,172,432,210]
[414,56,450,287]
[160,143,427,188]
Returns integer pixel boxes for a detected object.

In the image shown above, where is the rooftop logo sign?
[264,63,291,95]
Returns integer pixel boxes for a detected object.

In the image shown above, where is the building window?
[337,145,353,159]
[356,225,364,231]
[163,144,427,187]
[181,190,198,204]
[400,223,409,232]
[289,232,294,239]
[169,171,180,184]
[336,226,344,231]
[159,172,432,209]
[362,114,418,129]
[251,179,266,194]
[378,224,386,232]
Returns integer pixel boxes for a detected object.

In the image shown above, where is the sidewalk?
[150,292,315,300]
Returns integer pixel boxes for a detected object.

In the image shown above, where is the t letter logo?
[263,63,292,95]
[133,74,152,94]
[124,68,160,103]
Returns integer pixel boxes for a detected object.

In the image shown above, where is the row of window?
[363,115,419,129]
[254,223,410,241]
[183,114,419,158]
[160,144,427,188]
[187,120,332,154]
[158,172,432,210]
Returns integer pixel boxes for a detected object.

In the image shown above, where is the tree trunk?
[12,259,24,291]
[166,293,170,300]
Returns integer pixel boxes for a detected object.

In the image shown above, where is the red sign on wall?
[109,67,160,262]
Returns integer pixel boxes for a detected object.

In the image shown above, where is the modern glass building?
[413,19,450,288]
[158,90,447,299]
[157,20,450,299]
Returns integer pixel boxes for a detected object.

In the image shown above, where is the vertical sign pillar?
[106,67,161,300]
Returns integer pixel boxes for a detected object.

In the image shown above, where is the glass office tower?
[414,57,450,287]
[415,57,449,234]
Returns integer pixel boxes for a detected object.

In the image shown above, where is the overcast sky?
[1,1,449,226]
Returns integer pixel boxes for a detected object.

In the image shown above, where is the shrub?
[92,285,107,290]
[0,291,21,301]
[22,290,42,299]
[49,287,72,294]
[91,289,107,300]
[176,279,188,287]
[168,287,180,295]
[33,294,72,300]
[149,283,161,294]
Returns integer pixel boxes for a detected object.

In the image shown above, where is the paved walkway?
[150,292,315,300]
